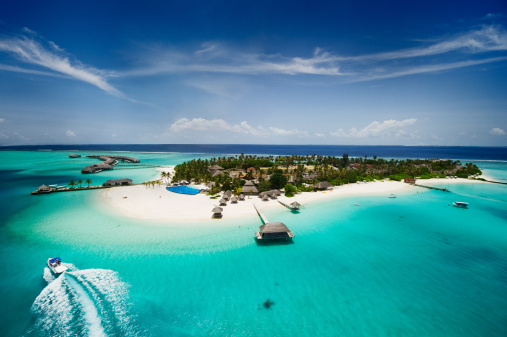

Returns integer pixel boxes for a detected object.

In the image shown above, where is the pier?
[413,184,450,192]
[253,203,269,224]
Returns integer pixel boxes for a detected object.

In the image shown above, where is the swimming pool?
[166,185,202,195]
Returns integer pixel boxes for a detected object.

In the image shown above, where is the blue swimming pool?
[166,186,202,195]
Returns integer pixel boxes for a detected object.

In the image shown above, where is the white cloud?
[490,127,506,135]
[112,133,117,138]
[315,133,325,137]
[0,118,4,123]
[168,118,311,137]
[331,119,418,138]
[0,32,124,97]
[66,130,76,137]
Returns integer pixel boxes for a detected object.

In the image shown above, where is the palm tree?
[85,179,92,187]
[69,180,77,189]
[77,179,83,188]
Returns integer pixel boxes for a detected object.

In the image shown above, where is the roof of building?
[211,170,224,177]
[38,184,51,190]
[208,165,224,170]
[314,181,333,189]
[212,206,223,213]
[259,222,291,234]
[104,178,132,184]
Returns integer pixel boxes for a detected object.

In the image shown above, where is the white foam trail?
[29,268,139,336]
[65,274,106,337]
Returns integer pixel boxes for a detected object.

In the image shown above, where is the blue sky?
[0,0,506,146]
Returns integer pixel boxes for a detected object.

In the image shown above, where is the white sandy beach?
[101,180,408,222]
[101,169,489,223]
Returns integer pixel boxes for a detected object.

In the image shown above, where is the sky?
[0,0,506,146]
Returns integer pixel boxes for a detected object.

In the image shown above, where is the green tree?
[85,179,92,187]
[77,179,83,188]
[284,183,296,197]
[69,180,77,188]
[269,172,287,189]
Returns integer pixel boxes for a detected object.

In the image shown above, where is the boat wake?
[25,268,140,336]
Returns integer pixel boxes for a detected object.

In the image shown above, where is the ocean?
[0,145,506,337]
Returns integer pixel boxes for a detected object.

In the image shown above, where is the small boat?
[47,257,68,274]
[388,194,397,198]
[354,203,360,206]
[453,202,469,209]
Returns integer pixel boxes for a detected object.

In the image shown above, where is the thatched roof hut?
[212,206,223,218]
[314,181,333,190]
[262,194,269,201]
[212,206,223,213]
[290,201,301,208]
[223,190,232,200]
[257,222,294,239]
[219,198,227,206]
[241,181,258,195]
[37,184,51,192]
[211,170,224,177]
[208,165,224,171]
[230,196,238,203]
[239,194,245,200]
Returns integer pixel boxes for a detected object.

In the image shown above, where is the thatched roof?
[314,181,333,189]
[290,201,301,207]
[219,198,227,205]
[208,165,224,171]
[244,180,255,186]
[241,183,258,194]
[224,190,232,197]
[262,195,269,201]
[38,184,51,191]
[239,194,245,200]
[230,196,238,202]
[211,170,224,177]
[205,181,215,188]
[212,206,223,213]
[259,222,290,234]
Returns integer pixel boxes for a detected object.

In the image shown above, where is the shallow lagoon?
[0,150,506,336]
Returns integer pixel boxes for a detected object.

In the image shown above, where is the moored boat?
[453,202,469,208]
[47,257,68,274]
[388,194,396,198]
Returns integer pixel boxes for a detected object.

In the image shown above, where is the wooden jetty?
[31,185,109,195]
[413,184,450,192]
[253,204,294,242]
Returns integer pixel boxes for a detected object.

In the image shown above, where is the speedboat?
[388,194,397,198]
[47,257,68,274]
[453,202,469,209]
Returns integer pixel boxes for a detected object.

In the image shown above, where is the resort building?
[103,178,133,186]
[81,155,140,174]
[212,206,223,219]
[241,181,259,195]
[403,177,416,184]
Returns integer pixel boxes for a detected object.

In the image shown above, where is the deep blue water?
[2,144,506,161]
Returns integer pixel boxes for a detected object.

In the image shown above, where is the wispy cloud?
[66,130,76,137]
[0,117,4,123]
[331,119,418,138]
[168,117,310,137]
[0,31,125,97]
[121,25,507,82]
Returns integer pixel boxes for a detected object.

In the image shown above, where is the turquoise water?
[0,150,506,336]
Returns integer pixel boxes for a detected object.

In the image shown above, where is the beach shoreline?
[99,176,487,223]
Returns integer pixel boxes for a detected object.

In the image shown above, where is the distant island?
[171,154,482,195]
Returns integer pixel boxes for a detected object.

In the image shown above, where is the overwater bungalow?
[290,201,301,210]
[255,222,294,242]
[212,206,223,219]
[37,184,52,193]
